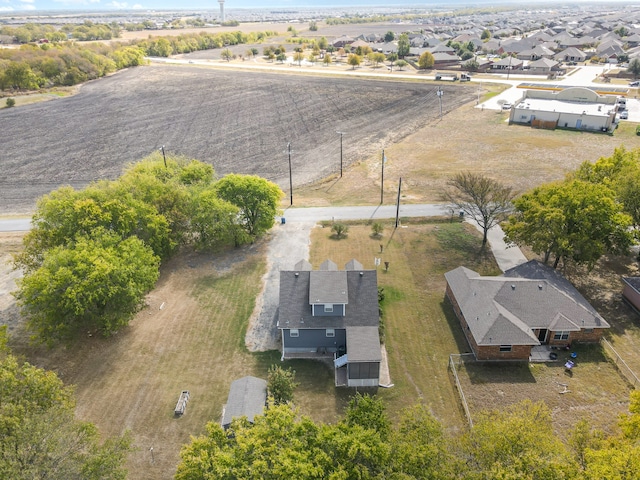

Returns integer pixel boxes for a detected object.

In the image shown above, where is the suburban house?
[622,277,640,313]
[445,260,610,361]
[508,87,617,132]
[278,259,381,387]
[554,47,587,63]
[527,57,561,75]
[221,376,267,429]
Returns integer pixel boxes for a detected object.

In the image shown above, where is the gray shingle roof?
[347,326,382,362]
[309,271,349,305]
[445,260,609,347]
[221,376,267,428]
[279,260,378,330]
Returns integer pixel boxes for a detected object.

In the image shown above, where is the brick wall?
[476,344,531,361]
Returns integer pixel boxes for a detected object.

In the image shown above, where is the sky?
[0,0,549,14]
[0,0,622,14]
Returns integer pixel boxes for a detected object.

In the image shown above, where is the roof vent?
[359,272,364,276]
[295,272,299,277]
[511,284,516,290]
[538,284,543,290]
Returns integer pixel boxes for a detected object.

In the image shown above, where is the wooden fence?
[601,338,640,389]
[448,353,476,428]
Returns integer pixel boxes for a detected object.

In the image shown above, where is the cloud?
[22,3,35,8]
[107,0,128,7]
[0,5,14,10]
[132,3,142,8]
[20,0,35,3]
[53,0,100,5]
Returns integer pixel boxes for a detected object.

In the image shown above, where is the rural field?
[3,41,640,479]
[0,64,473,214]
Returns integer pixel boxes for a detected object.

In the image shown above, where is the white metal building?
[508,87,618,132]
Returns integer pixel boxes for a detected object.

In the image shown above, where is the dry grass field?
[0,65,473,214]
[310,221,501,432]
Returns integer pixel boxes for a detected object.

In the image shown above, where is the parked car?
[620,111,629,120]
[502,102,512,110]
[629,81,640,87]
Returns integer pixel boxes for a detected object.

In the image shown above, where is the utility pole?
[507,54,512,80]
[437,87,443,118]
[380,150,385,204]
[337,131,345,178]
[287,142,293,206]
[160,145,167,168]
[395,177,402,228]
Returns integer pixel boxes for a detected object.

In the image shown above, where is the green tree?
[481,29,491,40]
[176,405,329,479]
[276,52,287,63]
[17,184,173,268]
[221,48,233,61]
[384,31,395,42]
[460,400,579,479]
[444,171,514,247]
[293,50,304,66]
[318,36,328,50]
[267,365,298,405]
[308,21,318,31]
[628,57,640,77]
[396,59,408,70]
[397,33,410,58]
[215,174,283,238]
[0,337,131,479]
[345,393,391,439]
[504,179,633,268]
[189,188,243,250]
[15,230,160,342]
[418,51,435,69]
[331,222,349,238]
[369,52,385,68]
[2,62,42,90]
[386,52,398,71]
[5,97,15,107]
[372,222,384,237]
[390,404,455,479]
[347,53,361,69]
[323,54,332,66]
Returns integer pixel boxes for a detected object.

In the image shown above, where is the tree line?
[0,29,277,92]
[13,155,282,344]
[176,391,640,479]
[0,21,121,43]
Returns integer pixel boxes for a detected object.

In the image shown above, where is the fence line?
[601,338,640,389]
[448,353,476,428]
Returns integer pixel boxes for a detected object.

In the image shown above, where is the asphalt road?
[0,218,31,231]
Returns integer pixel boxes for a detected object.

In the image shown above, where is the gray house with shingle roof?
[278,259,381,387]
[445,260,609,361]
[221,376,267,429]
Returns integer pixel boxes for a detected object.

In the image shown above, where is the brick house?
[278,259,381,387]
[445,260,609,361]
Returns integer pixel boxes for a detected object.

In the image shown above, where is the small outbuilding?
[221,376,267,429]
[622,277,640,313]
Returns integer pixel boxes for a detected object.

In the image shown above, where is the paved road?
[0,218,31,232]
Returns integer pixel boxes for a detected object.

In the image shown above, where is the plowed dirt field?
[0,64,474,213]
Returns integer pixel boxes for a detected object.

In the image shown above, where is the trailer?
[435,73,458,81]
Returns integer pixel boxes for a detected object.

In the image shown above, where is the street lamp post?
[380,150,386,204]
[437,87,443,118]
